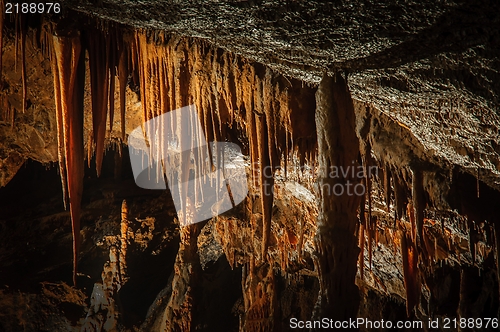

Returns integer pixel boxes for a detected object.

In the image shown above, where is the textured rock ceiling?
[1,0,499,190]
[69,0,500,189]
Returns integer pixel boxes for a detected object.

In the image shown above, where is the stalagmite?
[242,262,276,332]
[51,31,84,286]
[400,231,419,317]
[120,200,129,283]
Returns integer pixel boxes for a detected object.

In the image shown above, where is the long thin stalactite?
[51,31,84,286]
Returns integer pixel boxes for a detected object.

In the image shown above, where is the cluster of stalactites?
[357,150,500,317]
[0,5,28,125]
[355,120,429,317]
[12,18,316,285]
[359,157,427,316]
[131,30,317,262]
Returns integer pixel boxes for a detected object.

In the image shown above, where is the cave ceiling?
[2,0,499,189]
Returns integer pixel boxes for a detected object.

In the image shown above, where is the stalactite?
[88,29,110,177]
[109,46,116,132]
[0,0,3,85]
[51,43,68,209]
[358,223,365,279]
[407,202,417,244]
[40,25,50,58]
[412,168,425,247]
[297,217,305,261]
[87,130,93,168]
[368,216,373,270]
[14,13,18,71]
[52,31,84,286]
[256,111,274,261]
[384,165,392,212]
[393,170,407,221]
[118,41,127,140]
[20,14,27,113]
[365,146,373,229]
[113,141,122,179]
[422,227,435,263]
[476,167,480,198]
[468,219,477,264]
[360,186,366,226]
[281,231,287,271]
[0,21,327,330]
[263,69,278,170]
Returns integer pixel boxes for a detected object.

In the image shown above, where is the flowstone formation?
[0,1,499,331]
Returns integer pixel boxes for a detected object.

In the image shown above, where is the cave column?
[313,72,362,322]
